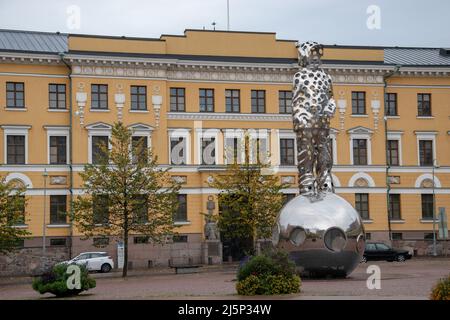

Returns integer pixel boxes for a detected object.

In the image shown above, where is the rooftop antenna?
[212,21,216,30]
[227,0,230,30]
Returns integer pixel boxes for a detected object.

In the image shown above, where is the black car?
[362,242,412,262]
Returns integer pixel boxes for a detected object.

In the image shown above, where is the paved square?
[0,258,448,300]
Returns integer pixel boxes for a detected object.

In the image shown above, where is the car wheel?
[396,255,406,262]
[101,263,112,273]
[361,256,367,263]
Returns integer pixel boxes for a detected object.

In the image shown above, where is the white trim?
[387,84,450,89]
[414,174,441,188]
[86,123,112,164]
[348,172,376,187]
[349,135,372,166]
[47,108,69,113]
[4,107,27,112]
[45,126,70,165]
[168,129,191,165]
[5,172,33,188]
[331,174,341,187]
[415,132,437,166]
[129,109,150,113]
[1,125,31,164]
[387,131,403,166]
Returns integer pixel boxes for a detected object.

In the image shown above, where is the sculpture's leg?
[316,129,333,193]
[296,129,315,195]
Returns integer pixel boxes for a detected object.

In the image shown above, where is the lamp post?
[432,159,439,257]
[42,169,48,254]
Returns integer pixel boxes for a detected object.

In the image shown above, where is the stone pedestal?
[202,240,222,265]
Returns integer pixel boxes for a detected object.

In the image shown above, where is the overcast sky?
[0,0,449,47]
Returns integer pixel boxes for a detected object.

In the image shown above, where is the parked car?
[59,252,114,273]
[362,242,412,263]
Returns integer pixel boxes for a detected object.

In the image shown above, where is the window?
[280,138,295,166]
[50,238,66,246]
[93,237,109,246]
[421,194,434,220]
[385,93,397,116]
[174,194,187,222]
[225,89,240,113]
[201,137,216,165]
[170,88,185,112]
[417,93,431,116]
[7,135,25,164]
[92,136,109,164]
[173,235,188,243]
[130,85,147,110]
[170,136,187,165]
[392,233,402,240]
[279,91,292,114]
[7,195,25,225]
[49,84,66,109]
[131,136,148,164]
[419,140,433,166]
[387,140,399,166]
[283,193,296,205]
[134,236,149,244]
[424,233,436,240]
[199,89,214,112]
[389,194,401,220]
[49,136,67,164]
[365,233,371,240]
[132,195,148,224]
[93,195,109,225]
[355,193,370,220]
[352,91,366,114]
[251,90,265,113]
[6,82,24,108]
[50,195,67,224]
[91,84,108,109]
[352,139,367,165]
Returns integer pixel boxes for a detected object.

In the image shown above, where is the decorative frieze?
[50,175,67,185]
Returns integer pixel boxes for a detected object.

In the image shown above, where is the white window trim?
[348,172,376,187]
[129,124,153,149]
[415,131,437,166]
[223,129,245,165]
[278,130,297,166]
[168,128,191,165]
[330,129,338,165]
[195,128,219,165]
[44,126,70,165]
[1,125,31,164]
[414,173,441,188]
[349,134,372,165]
[387,131,403,166]
[86,124,112,164]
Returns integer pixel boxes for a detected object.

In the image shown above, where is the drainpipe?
[59,53,74,259]
[383,65,401,241]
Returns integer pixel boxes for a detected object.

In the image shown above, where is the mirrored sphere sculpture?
[273,41,365,277]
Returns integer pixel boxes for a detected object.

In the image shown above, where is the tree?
[0,178,29,254]
[209,134,289,257]
[72,122,181,277]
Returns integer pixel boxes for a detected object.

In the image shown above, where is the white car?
[62,252,114,273]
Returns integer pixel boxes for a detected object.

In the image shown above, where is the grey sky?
[0,0,449,47]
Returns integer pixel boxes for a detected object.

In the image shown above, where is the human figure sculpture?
[204,213,219,240]
[292,41,336,196]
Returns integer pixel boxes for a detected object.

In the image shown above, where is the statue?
[292,41,336,196]
[204,212,219,241]
[272,41,365,277]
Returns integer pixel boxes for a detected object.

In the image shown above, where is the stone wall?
[0,246,69,276]
[392,239,450,256]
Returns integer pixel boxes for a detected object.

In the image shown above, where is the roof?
[0,29,67,53]
[384,48,450,66]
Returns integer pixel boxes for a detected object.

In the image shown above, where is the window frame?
[385,93,397,116]
[49,195,67,225]
[6,82,25,108]
[351,91,366,115]
[199,88,214,112]
[418,140,434,166]
[251,90,266,113]
[225,89,240,113]
[279,90,292,114]
[421,194,434,220]
[91,84,109,110]
[387,139,399,166]
[355,193,370,220]
[49,84,67,110]
[170,87,185,112]
[417,93,432,117]
[174,194,188,222]
[130,85,147,111]
[352,138,368,165]
[389,194,402,220]
[279,138,295,166]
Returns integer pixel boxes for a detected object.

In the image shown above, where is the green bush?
[32,263,96,297]
[236,250,301,295]
[430,275,450,300]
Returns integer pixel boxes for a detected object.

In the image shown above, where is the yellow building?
[0,29,449,270]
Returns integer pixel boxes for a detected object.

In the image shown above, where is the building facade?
[0,29,449,271]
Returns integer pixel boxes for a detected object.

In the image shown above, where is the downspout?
[383,65,401,241]
[59,53,74,259]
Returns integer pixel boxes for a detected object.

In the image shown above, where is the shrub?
[236,250,301,295]
[430,275,450,300]
[32,263,96,297]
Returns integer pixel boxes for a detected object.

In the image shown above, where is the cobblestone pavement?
[0,258,448,300]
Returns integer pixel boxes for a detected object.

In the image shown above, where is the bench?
[170,264,202,274]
